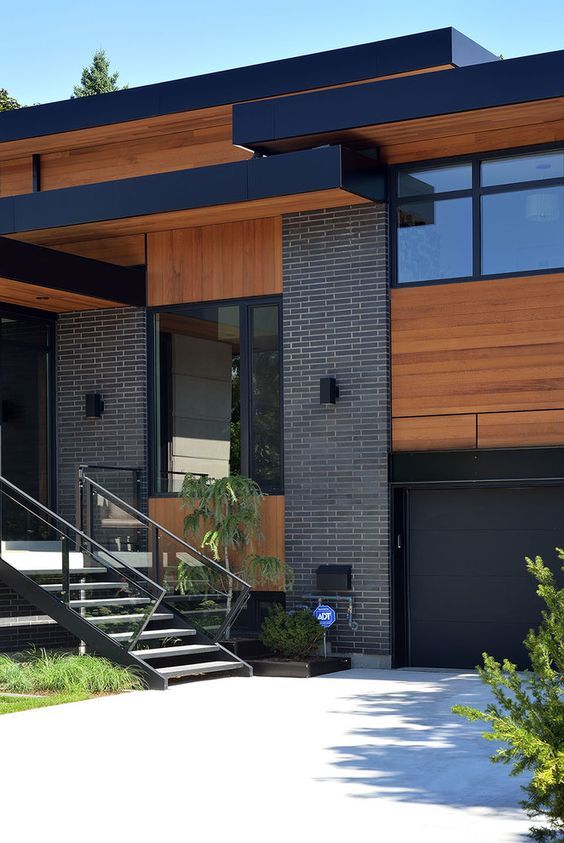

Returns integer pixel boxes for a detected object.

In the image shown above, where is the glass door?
[0,312,54,541]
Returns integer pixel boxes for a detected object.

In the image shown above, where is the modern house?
[0,26,563,684]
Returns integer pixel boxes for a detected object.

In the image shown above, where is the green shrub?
[260,604,324,659]
[0,650,143,694]
[452,553,564,842]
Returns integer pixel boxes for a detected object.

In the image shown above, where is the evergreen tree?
[453,554,564,841]
[72,49,127,98]
[0,88,20,111]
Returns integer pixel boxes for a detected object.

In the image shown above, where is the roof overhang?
[0,236,146,310]
[0,28,496,145]
[232,49,564,155]
[0,146,386,245]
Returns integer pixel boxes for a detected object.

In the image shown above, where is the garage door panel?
[411,620,533,669]
[410,487,564,532]
[407,486,564,669]
[410,530,562,578]
[410,574,544,623]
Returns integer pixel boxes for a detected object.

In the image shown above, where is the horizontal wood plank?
[392,274,564,417]
[147,217,282,305]
[478,410,564,448]
[392,414,476,451]
[49,234,145,265]
[0,156,32,197]
[0,276,121,312]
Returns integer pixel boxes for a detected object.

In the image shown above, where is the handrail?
[79,469,252,641]
[0,475,165,600]
[80,473,251,591]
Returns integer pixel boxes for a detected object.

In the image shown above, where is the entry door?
[0,313,53,539]
[406,486,564,669]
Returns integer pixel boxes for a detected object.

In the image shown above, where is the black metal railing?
[77,468,251,642]
[0,474,165,652]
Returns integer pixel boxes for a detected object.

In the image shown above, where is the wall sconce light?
[85,393,105,418]
[320,377,339,404]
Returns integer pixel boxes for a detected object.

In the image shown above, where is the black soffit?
[0,146,386,236]
[0,29,497,144]
[0,237,146,306]
[232,49,564,149]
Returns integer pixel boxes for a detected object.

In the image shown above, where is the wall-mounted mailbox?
[316,564,352,591]
[85,393,104,418]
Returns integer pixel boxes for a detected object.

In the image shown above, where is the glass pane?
[1,316,50,347]
[481,151,564,187]
[397,197,473,283]
[251,305,282,492]
[155,306,241,494]
[398,164,471,197]
[481,186,564,275]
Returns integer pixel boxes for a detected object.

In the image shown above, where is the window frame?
[390,142,564,288]
[148,294,283,497]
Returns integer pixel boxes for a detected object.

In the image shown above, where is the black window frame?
[390,142,564,288]
[148,294,283,497]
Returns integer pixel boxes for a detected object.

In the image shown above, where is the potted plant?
[250,604,351,678]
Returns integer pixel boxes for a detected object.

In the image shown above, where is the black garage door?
[407,486,564,669]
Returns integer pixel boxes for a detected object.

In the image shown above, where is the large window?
[393,148,564,285]
[152,298,282,495]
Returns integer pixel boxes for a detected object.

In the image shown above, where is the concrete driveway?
[0,669,531,842]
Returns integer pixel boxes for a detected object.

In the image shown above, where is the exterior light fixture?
[320,377,339,404]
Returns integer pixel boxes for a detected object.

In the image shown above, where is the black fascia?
[0,146,386,237]
[0,29,497,144]
[391,447,564,485]
[0,236,146,306]
[232,49,564,149]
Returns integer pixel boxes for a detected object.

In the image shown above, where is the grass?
[0,650,144,695]
[0,692,89,715]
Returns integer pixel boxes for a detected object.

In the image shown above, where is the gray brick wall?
[56,307,148,523]
[282,203,390,667]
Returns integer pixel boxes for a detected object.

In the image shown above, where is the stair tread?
[24,567,107,576]
[88,612,173,624]
[110,627,196,640]
[70,597,150,608]
[133,644,218,658]
[158,661,244,679]
[44,582,127,592]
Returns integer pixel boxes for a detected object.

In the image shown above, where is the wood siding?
[392,414,476,451]
[49,235,145,266]
[0,157,32,197]
[148,495,285,588]
[147,217,282,305]
[392,273,564,451]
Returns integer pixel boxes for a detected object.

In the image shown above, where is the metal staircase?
[0,472,252,690]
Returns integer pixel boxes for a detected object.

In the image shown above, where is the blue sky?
[2,0,564,105]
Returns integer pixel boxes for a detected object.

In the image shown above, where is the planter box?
[249,656,351,678]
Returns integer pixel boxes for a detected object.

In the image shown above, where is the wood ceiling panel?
[0,276,121,312]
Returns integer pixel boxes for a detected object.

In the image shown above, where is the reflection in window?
[482,186,564,275]
[155,300,282,494]
[398,164,472,196]
[481,151,564,187]
[397,197,473,283]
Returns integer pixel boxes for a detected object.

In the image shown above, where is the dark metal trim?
[232,48,564,149]
[0,147,386,238]
[0,28,495,144]
[391,447,564,485]
[32,155,41,193]
[0,237,146,306]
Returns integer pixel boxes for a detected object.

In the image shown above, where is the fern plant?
[452,554,564,842]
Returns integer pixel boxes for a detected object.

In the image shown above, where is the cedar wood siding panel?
[392,274,564,449]
[392,414,477,451]
[0,157,32,197]
[147,217,282,305]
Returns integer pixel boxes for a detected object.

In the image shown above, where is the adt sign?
[313,604,336,628]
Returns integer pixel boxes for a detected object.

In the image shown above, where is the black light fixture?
[85,393,104,418]
[320,376,339,404]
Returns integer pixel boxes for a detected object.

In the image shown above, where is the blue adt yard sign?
[314,604,336,628]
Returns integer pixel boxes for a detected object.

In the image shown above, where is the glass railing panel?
[86,488,153,575]
[0,479,164,651]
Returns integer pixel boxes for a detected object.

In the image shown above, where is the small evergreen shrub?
[260,604,324,659]
[452,553,564,842]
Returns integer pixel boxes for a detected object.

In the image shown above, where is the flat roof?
[0,28,497,144]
